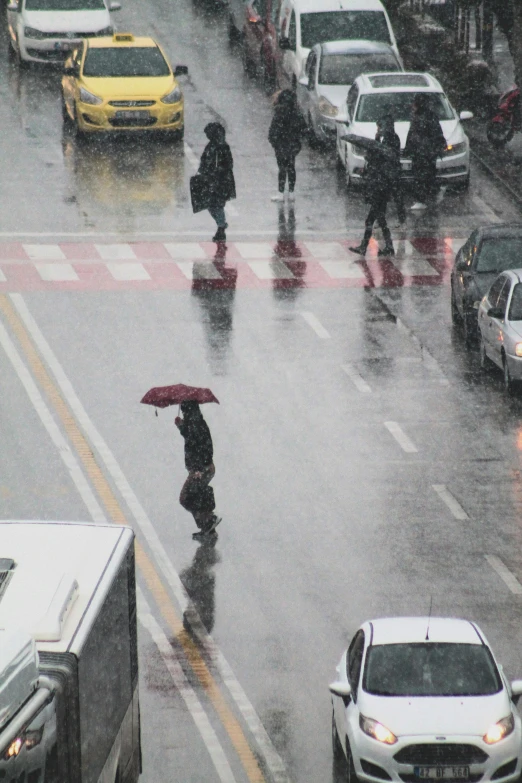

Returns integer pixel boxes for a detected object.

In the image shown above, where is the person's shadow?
[272,204,306,301]
[180,537,221,635]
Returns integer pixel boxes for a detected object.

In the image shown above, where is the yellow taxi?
[61,33,187,139]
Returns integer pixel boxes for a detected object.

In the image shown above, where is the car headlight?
[24,26,45,39]
[79,87,103,105]
[444,141,467,156]
[483,714,514,744]
[161,86,182,105]
[515,343,522,358]
[318,96,338,118]
[95,26,113,36]
[360,715,398,745]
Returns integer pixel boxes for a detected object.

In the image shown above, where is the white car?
[478,269,522,394]
[298,40,403,145]
[335,72,473,190]
[330,617,522,783]
[6,0,121,65]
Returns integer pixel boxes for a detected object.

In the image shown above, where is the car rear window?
[319,53,399,86]
[363,643,501,697]
[476,238,522,273]
[300,11,391,50]
[355,92,454,122]
[26,0,105,8]
[83,47,170,77]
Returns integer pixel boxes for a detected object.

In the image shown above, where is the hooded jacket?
[404,107,446,162]
[198,122,236,207]
[268,90,307,156]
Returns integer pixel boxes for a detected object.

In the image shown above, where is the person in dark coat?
[349,118,395,258]
[175,400,221,538]
[376,114,406,228]
[404,93,447,211]
[268,89,307,202]
[198,122,236,242]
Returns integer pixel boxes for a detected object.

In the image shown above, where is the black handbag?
[190,174,213,214]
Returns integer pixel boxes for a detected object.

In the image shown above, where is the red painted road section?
[0,238,461,292]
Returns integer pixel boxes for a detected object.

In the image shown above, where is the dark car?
[451,224,522,341]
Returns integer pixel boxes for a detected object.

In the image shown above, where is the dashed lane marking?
[432,484,469,520]
[384,421,418,453]
[485,555,522,595]
[341,363,372,393]
[472,195,502,224]
[300,311,331,338]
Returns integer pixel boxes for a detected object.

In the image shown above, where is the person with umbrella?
[175,400,221,538]
[348,117,395,258]
[197,122,236,242]
[404,93,447,211]
[268,89,307,202]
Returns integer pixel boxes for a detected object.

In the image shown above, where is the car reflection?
[61,132,186,215]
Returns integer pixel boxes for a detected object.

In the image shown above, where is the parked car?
[478,270,522,393]
[277,0,398,89]
[451,224,522,342]
[336,71,472,190]
[330,617,522,783]
[240,0,281,91]
[298,40,402,145]
[6,0,121,65]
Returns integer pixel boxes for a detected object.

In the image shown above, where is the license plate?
[115,111,150,120]
[402,160,412,171]
[54,41,72,50]
[414,767,469,780]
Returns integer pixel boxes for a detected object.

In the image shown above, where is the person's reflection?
[191,242,237,375]
[272,204,306,301]
[181,537,220,634]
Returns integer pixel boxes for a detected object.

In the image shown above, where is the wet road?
[3,1,522,782]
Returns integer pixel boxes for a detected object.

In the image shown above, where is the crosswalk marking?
[164,243,207,259]
[235,243,274,259]
[24,244,65,260]
[0,269,6,282]
[107,263,150,281]
[95,243,136,260]
[248,261,294,279]
[177,261,222,280]
[392,257,439,276]
[35,264,78,281]
[319,260,366,279]
[304,241,346,259]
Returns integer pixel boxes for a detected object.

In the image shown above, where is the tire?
[165,126,184,142]
[345,739,357,783]
[241,38,256,78]
[228,14,239,44]
[503,355,519,394]
[262,54,276,94]
[463,313,477,345]
[480,336,492,370]
[345,167,353,190]
[453,174,470,192]
[332,711,343,761]
[451,287,463,325]
[61,95,71,124]
[487,120,514,147]
[307,113,320,148]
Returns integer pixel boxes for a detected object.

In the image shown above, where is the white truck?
[0,521,140,783]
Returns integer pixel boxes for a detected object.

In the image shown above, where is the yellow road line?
[0,294,267,783]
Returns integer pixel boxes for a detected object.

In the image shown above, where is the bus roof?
[0,521,133,654]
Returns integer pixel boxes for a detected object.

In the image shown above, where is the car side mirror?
[279,37,291,50]
[487,306,504,319]
[109,1,121,8]
[335,113,349,124]
[459,110,474,121]
[329,681,351,706]
[174,65,188,77]
[298,76,308,87]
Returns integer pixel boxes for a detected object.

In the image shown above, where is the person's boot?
[378,244,395,256]
[212,227,226,242]
[349,243,368,256]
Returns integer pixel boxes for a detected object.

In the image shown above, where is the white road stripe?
[236,242,274,259]
[472,196,501,224]
[485,555,522,595]
[0,318,105,522]
[249,260,293,279]
[35,264,78,282]
[164,242,207,259]
[177,261,222,280]
[304,241,345,259]
[107,263,150,281]
[23,243,65,260]
[319,260,366,279]
[96,243,136,260]
[10,293,293,783]
[432,484,469,520]
[138,590,238,783]
[342,363,372,393]
[384,421,418,453]
[300,311,331,339]
[0,269,7,282]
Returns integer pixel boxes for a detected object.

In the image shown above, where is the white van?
[278,0,398,88]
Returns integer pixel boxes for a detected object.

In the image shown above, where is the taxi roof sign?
[113,33,134,42]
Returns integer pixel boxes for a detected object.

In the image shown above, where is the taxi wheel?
[61,96,71,124]
[165,127,184,143]
[503,356,519,395]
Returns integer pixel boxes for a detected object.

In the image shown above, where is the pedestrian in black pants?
[376,114,406,228]
[349,118,395,258]
[176,401,221,538]
[268,90,306,202]
[198,122,236,242]
[404,93,446,211]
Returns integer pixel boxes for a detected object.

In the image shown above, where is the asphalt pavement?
[4,2,522,783]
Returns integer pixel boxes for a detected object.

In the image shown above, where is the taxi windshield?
[83,47,170,77]
[25,0,105,8]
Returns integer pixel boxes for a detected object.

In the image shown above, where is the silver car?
[297,39,402,144]
[478,269,522,393]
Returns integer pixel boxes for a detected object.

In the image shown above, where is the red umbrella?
[141,384,219,408]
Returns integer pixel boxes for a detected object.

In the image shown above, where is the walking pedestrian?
[268,89,306,202]
[404,93,447,211]
[197,122,236,242]
[176,400,221,538]
[349,118,395,258]
[376,114,406,228]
